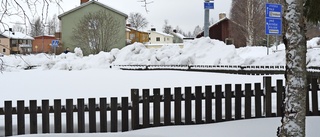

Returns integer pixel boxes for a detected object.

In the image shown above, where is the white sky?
[0,37,320,136]
[7,0,232,33]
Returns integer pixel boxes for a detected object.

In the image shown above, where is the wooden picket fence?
[1,77,319,136]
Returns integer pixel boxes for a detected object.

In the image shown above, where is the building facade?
[32,35,56,53]
[148,28,173,44]
[0,31,34,55]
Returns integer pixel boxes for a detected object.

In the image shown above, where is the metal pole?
[204,0,210,37]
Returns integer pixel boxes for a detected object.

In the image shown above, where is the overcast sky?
[58,0,232,33]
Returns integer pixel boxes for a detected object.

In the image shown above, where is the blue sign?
[265,18,282,35]
[265,3,282,35]
[266,3,282,18]
[51,40,59,47]
[204,2,214,9]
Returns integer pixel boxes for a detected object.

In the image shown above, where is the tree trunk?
[278,0,307,136]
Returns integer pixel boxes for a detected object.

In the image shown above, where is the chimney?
[81,0,89,4]
[219,13,226,20]
[151,28,156,31]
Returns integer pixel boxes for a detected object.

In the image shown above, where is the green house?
[58,1,128,54]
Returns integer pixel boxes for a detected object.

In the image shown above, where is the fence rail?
[1,77,320,136]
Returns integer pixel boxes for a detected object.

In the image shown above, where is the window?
[156,37,160,41]
[88,19,98,30]
[3,49,5,52]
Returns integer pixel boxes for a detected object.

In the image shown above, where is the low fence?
[1,77,319,136]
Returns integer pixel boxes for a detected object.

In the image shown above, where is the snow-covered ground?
[0,37,320,137]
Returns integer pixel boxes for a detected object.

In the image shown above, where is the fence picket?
[184,87,192,125]
[143,89,150,128]
[195,86,202,124]
[235,84,242,120]
[225,84,232,121]
[311,78,319,115]
[164,88,171,125]
[111,97,118,132]
[122,97,129,132]
[77,99,85,133]
[175,87,182,125]
[5,101,12,136]
[42,100,50,133]
[100,98,107,132]
[66,99,74,133]
[205,86,212,123]
[264,77,272,117]
[153,88,161,127]
[215,85,222,122]
[54,99,62,133]
[255,83,262,118]
[30,100,37,134]
[277,80,284,117]
[245,84,252,119]
[131,89,139,130]
[89,98,96,133]
[17,100,25,135]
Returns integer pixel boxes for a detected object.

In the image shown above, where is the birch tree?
[278,0,307,136]
[127,12,149,30]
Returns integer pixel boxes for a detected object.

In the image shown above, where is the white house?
[148,28,173,44]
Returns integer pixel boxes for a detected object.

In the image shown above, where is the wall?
[149,31,173,44]
[60,3,127,53]
[32,36,56,53]
[0,38,10,55]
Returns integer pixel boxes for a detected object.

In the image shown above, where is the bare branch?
[138,0,153,13]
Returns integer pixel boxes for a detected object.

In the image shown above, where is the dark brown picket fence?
[1,77,319,136]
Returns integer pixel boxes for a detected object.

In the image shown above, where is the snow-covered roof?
[150,31,174,37]
[58,1,128,20]
[197,17,229,35]
[0,31,34,40]
[171,32,185,39]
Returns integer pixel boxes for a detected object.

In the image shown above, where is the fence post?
[164,88,172,125]
[54,99,62,133]
[5,101,12,136]
[42,100,50,133]
[225,84,232,121]
[215,85,222,122]
[205,86,212,123]
[255,83,262,118]
[175,87,182,125]
[184,87,192,125]
[195,86,202,124]
[131,89,139,130]
[143,89,150,128]
[235,84,242,120]
[17,100,25,135]
[122,97,129,132]
[311,78,319,116]
[245,84,252,119]
[153,88,161,127]
[100,98,107,132]
[263,76,272,117]
[89,98,96,133]
[277,80,284,117]
[66,99,74,133]
[111,97,118,132]
[77,98,85,133]
[30,100,37,134]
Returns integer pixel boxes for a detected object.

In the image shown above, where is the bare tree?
[162,19,172,34]
[29,17,44,37]
[0,0,63,32]
[12,23,26,33]
[230,0,265,46]
[47,14,58,35]
[128,12,149,30]
[193,25,202,37]
[71,10,121,55]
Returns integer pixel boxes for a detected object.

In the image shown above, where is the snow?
[0,37,320,137]
[1,31,34,40]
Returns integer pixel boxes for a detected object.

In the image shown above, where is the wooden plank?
[255,83,262,118]
[89,98,96,133]
[215,85,222,122]
[111,97,118,132]
[225,84,232,121]
[277,80,284,117]
[30,100,37,134]
[42,100,50,133]
[5,101,12,136]
[311,78,319,115]
[195,86,202,124]
[77,98,85,133]
[143,89,150,128]
[264,77,272,117]
[175,87,182,125]
[245,84,252,119]
[100,98,107,132]
[235,84,242,120]
[184,87,192,125]
[153,88,161,127]
[164,88,172,125]
[66,99,74,133]
[122,97,129,132]
[54,99,62,133]
[17,100,25,135]
[131,89,140,130]
[205,86,212,123]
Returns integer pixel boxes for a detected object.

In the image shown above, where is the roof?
[171,32,185,39]
[58,1,128,20]
[0,31,34,40]
[126,27,149,33]
[34,35,55,38]
[198,17,229,35]
[150,31,174,37]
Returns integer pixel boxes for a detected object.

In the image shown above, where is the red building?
[32,35,57,53]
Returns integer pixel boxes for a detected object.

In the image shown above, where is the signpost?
[204,0,214,37]
[51,40,59,56]
[265,3,282,55]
